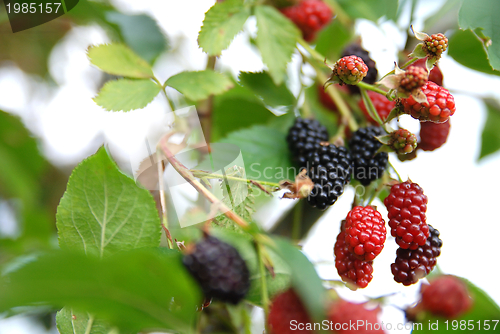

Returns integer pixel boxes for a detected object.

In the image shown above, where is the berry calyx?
[390,129,418,154]
[344,206,386,261]
[400,81,456,123]
[287,117,329,168]
[420,275,472,318]
[335,229,374,289]
[423,33,448,60]
[307,143,352,210]
[384,180,429,250]
[358,91,396,124]
[341,43,378,94]
[329,56,368,86]
[279,0,333,42]
[399,66,428,95]
[182,235,250,304]
[391,225,442,286]
[268,289,312,334]
[419,120,450,151]
[349,126,388,186]
[328,299,386,333]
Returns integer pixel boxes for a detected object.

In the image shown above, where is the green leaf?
[212,84,276,142]
[56,307,119,334]
[56,147,161,258]
[213,168,255,233]
[166,70,234,101]
[459,0,500,71]
[105,13,168,64]
[219,125,296,184]
[198,0,251,56]
[336,0,398,22]
[93,79,161,112]
[448,29,500,76]
[238,72,296,113]
[0,250,200,333]
[210,229,291,307]
[412,276,500,333]
[272,237,328,323]
[255,5,301,85]
[88,44,154,78]
[479,100,500,161]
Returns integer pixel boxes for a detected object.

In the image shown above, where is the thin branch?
[357,81,389,96]
[256,242,270,330]
[157,149,174,249]
[191,170,281,189]
[360,87,385,126]
[160,136,252,232]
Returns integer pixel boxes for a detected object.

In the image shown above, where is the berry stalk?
[357,81,389,97]
[360,87,385,126]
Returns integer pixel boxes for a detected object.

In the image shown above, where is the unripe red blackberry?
[268,289,312,334]
[280,0,333,42]
[287,117,329,168]
[344,206,386,261]
[342,43,378,94]
[400,81,455,123]
[349,126,388,186]
[383,180,429,250]
[391,225,442,286]
[307,144,352,210]
[423,33,448,60]
[413,58,443,86]
[332,56,368,85]
[390,129,418,155]
[328,299,386,333]
[182,235,250,304]
[400,66,428,95]
[419,120,450,151]
[358,91,396,124]
[335,230,374,289]
[421,275,472,318]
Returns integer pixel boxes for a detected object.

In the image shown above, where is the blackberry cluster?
[341,43,378,94]
[182,235,250,304]
[391,225,442,286]
[335,229,374,289]
[384,181,429,249]
[349,126,388,186]
[307,144,352,210]
[287,118,329,168]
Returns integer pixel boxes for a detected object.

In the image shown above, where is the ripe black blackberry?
[287,117,329,168]
[349,126,388,186]
[391,225,443,286]
[182,235,250,304]
[307,143,352,210]
[341,43,378,94]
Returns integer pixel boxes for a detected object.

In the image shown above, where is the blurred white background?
[1,0,500,333]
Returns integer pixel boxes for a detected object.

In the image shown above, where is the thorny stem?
[357,81,389,97]
[291,200,303,242]
[160,136,252,232]
[190,170,281,190]
[257,242,270,331]
[154,76,176,112]
[360,87,385,126]
[157,149,174,249]
[297,38,359,131]
[318,72,359,131]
